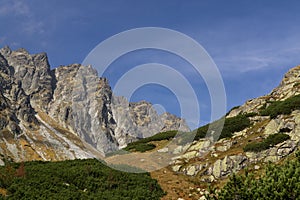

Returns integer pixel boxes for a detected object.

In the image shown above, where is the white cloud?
[214,41,300,75]
[22,19,45,34]
[0,0,30,16]
[0,0,45,35]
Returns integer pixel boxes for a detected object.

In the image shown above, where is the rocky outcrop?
[0,51,37,135]
[0,46,53,111]
[112,96,190,148]
[170,65,300,184]
[48,64,118,154]
[49,63,189,153]
[0,46,190,160]
[227,65,300,118]
[0,47,96,163]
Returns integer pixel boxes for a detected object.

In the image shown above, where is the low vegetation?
[125,95,300,153]
[244,133,290,152]
[206,151,300,199]
[0,159,165,199]
[195,114,251,140]
[125,115,252,153]
[124,130,178,152]
[260,94,300,118]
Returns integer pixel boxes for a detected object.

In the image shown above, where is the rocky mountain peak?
[0,47,190,160]
[0,46,12,56]
[0,46,53,111]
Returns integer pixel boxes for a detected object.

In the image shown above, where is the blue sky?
[1,0,300,129]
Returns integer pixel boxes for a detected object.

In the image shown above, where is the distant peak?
[15,48,29,54]
[0,45,12,55]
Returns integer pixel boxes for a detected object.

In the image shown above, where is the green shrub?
[244,133,290,152]
[244,112,257,117]
[260,94,300,118]
[243,141,270,152]
[126,143,156,152]
[126,114,252,152]
[220,115,251,139]
[206,151,300,200]
[0,159,165,199]
[194,124,209,140]
[124,130,178,152]
[264,133,290,145]
[195,114,251,141]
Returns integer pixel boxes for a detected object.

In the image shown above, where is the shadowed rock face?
[0,46,190,161]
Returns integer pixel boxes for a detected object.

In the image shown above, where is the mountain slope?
[0,46,189,162]
[154,65,300,199]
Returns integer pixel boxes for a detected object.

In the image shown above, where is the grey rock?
[48,64,118,154]
[0,46,53,111]
[112,96,190,148]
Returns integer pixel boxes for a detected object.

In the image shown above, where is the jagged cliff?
[0,46,189,162]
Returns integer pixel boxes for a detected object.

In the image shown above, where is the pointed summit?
[0,45,12,56]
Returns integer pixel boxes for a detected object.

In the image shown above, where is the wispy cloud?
[0,0,45,35]
[22,19,45,34]
[214,41,300,75]
[0,0,30,16]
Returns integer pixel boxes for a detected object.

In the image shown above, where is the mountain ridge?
[0,46,190,162]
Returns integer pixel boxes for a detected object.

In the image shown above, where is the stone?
[188,140,211,152]
[264,156,280,162]
[199,196,207,200]
[157,147,169,153]
[264,120,279,135]
[181,151,198,160]
[254,165,260,170]
[172,165,182,172]
[216,140,232,152]
[186,165,197,176]
[173,145,183,154]
[294,113,300,125]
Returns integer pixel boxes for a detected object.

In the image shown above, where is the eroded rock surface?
[170,65,300,183]
[0,46,190,160]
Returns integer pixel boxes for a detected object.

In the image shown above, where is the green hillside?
[0,159,165,200]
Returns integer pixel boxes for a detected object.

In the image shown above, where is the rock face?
[112,97,190,147]
[170,65,300,183]
[0,47,96,163]
[0,46,190,161]
[0,46,54,111]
